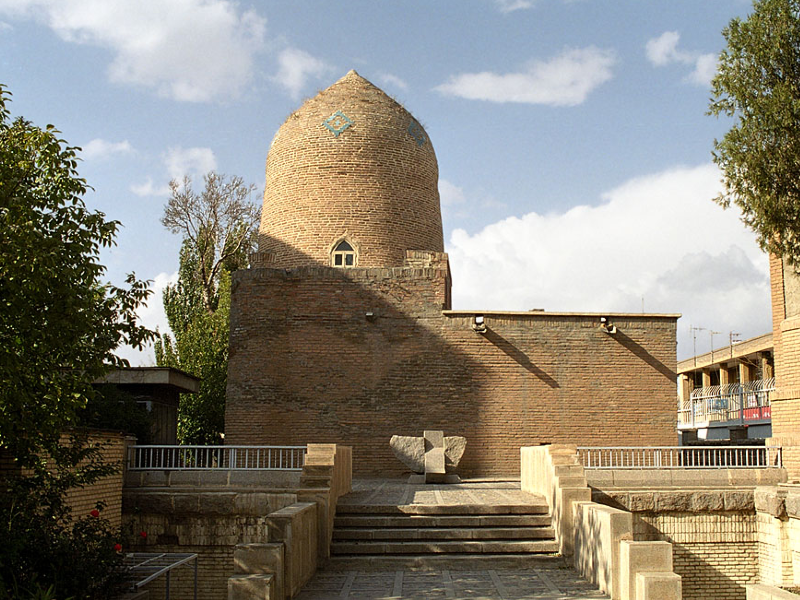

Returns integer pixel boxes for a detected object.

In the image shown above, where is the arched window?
[332,240,356,267]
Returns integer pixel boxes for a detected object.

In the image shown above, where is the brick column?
[768,254,800,480]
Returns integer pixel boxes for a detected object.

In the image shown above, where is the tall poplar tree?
[709,0,800,262]
[155,172,259,444]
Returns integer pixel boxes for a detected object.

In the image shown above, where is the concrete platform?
[296,479,609,599]
[296,561,609,599]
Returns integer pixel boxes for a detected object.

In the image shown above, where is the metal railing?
[127,445,307,471]
[677,378,774,428]
[577,445,782,469]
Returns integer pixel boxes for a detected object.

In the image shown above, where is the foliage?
[0,84,152,598]
[77,385,153,444]
[0,84,155,469]
[0,434,128,599]
[156,174,259,444]
[161,172,259,312]
[709,0,800,262]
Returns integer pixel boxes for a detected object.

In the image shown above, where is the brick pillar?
[678,375,692,403]
[761,352,774,379]
[720,366,730,386]
[768,254,800,481]
[739,362,753,383]
[702,370,711,388]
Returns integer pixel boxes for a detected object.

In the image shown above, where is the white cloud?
[274,47,329,99]
[645,31,717,86]
[131,146,216,196]
[164,146,216,180]
[645,30,682,66]
[377,72,408,91]
[115,270,177,366]
[81,138,133,160]
[439,179,466,207]
[0,0,267,102]
[688,53,718,86]
[435,46,615,106]
[446,164,770,359]
[494,0,534,13]
[130,177,169,197]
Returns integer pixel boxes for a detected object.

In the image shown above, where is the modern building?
[677,333,774,442]
[224,71,681,476]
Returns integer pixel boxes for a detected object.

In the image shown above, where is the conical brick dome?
[258,70,444,268]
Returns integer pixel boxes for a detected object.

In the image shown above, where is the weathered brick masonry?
[226,257,677,476]
[225,70,679,475]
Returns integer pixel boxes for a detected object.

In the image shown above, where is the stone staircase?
[329,499,559,567]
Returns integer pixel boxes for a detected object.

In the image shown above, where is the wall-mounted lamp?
[599,317,617,335]
[365,311,376,321]
[473,315,487,334]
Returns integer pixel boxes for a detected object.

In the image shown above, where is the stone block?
[690,491,724,512]
[140,470,169,487]
[654,491,691,512]
[172,493,200,514]
[390,433,466,474]
[626,492,655,512]
[234,543,284,600]
[573,502,632,599]
[619,540,673,600]
[724,490,755,511]
[227,573,272,600]
[197,492,237,514]
[128,492,173,513]
[635,572,681,600]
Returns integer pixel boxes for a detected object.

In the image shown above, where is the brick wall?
[258,70,443,269]
[63,430,126,527]
[634,511,758,600]
[226,259,678,476]
[0,430,126,528]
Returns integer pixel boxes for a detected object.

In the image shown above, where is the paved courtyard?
[295,562,609,599]
[297,479,609,599]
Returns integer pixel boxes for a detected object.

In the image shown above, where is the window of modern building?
[332,240,356,267]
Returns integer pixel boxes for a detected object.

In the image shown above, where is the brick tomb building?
[224,71,679,476]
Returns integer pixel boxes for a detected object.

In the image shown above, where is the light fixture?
[472,315,487,334]
[365,311,375,321]
[600,317,617,335]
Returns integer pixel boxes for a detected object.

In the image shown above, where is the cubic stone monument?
[224,70,679,476]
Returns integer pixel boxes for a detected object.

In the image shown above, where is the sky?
[0,0,770,364]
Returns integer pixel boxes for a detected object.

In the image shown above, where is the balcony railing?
[677,378,774,429]
[127,445,307,471]
[578,445,782,469]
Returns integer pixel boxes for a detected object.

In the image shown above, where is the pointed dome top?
[258,71,443,269]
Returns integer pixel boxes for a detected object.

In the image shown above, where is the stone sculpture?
[390,431,466,482]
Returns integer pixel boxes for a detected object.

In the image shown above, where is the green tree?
[709,0,800,262]
[0,85,153,468]
[0,85,153,598]
[155,173,259,444]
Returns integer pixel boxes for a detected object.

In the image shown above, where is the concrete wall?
[522,445,681,600]
[227,259,678,477]
[123,444,352,600]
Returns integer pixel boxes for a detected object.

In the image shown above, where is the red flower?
[139,531,147,539]
[114,543,122,552]
[90,509,100,518]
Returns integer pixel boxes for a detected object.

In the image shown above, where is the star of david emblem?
[324,111,353,137]
[408,121,427,147]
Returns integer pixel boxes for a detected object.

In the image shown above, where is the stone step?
[334,514,551,528]
[335,503,548,515]
[325,553,564,570]
[333,526,555,541]
[331,539,559,555]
